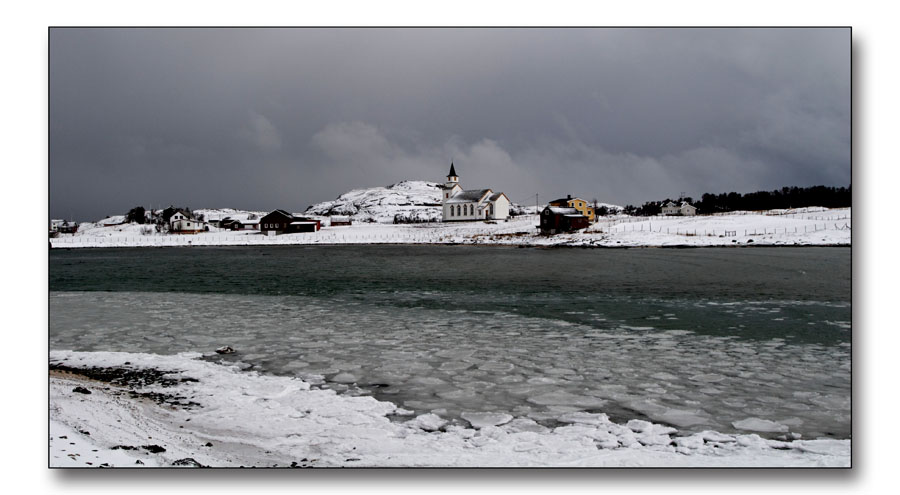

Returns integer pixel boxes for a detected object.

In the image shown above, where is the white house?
[680,203,697,216]
[441,163,510,222]
[661,201,681,215]
[169,209,207,233]
[171,217,207,233]
[662,201,697,216]
[170,211,188,224]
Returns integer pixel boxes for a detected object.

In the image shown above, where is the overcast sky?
[49,27,850,220]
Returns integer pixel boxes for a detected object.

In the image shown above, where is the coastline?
[49,208,851,250]
[49,242,852,250]
[49,350,851,468]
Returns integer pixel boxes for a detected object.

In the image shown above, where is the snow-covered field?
[51,207,851,249]
[49,350,849,468]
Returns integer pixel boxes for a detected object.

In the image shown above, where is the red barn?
[539,206,590,235]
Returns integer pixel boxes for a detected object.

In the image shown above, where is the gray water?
[49,245,851,438]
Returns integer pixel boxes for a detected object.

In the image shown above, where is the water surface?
[50,246,851,438]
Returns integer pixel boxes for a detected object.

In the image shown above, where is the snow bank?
[49,350,850,467]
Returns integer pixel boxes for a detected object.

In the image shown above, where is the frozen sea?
[49,245,851,440]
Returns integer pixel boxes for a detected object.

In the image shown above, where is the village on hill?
[49,163,851,249]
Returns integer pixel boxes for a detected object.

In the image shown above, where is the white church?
[441,163,511,222]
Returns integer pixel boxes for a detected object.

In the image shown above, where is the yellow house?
[548,195,595,222]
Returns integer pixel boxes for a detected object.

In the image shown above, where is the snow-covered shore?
[50,208,851,249]
[49,350,850,468]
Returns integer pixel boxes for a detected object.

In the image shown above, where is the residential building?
[260,210,321,234]
[549,195,596,222]
[539,206,591,234]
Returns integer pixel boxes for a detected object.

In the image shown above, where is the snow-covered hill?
[194,208,269,223]
[305,180,445,224]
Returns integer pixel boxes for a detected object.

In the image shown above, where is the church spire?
[447,162,457,179]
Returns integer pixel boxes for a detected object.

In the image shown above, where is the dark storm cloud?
[49,28,850,220]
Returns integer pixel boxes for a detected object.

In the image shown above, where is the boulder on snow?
[215,346,235,354]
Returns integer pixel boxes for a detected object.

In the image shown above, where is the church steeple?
[443,161,460,201]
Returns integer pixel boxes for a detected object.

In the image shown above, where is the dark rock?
[172,458,205,467]
[112,445,138,451]
[204,442,213,447]
[73,386,91,394]
[215,346,235,354]
[135,460,144,465]
[141,444,166,453]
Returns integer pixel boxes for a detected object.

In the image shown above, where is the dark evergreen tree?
[126,206,146,224]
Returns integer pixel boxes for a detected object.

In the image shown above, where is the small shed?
[220,217,259,231]
[330,216,352,226]
[290,221,320,233]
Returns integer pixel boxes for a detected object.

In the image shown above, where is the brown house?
[540,206,590,235]
[260,210,321,234]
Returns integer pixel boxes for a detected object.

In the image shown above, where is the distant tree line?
[622,185,851,216]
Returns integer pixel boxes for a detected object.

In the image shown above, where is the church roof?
[488,192,508,202]
[446,189,492,203]
[447,162,457,178]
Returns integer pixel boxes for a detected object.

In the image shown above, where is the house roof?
[546,206,581,215]
[446,189,492,203]
[262,209,296,221]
